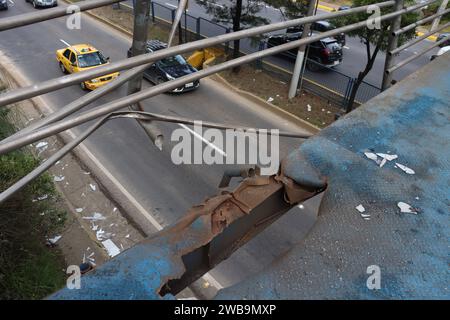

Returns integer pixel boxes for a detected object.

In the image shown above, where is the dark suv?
[127,40,200,93]
[286,20,346,46]
[436,33,450,48]
[267,32,343,71]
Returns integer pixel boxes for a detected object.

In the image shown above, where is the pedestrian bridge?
[50,53,450,300]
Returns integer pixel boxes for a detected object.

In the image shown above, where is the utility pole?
[430,0,449,32]
[381,0,404,91]
[128,0,163,150]
[288,0,317,99]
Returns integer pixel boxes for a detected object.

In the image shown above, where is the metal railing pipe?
[0,6,425,155]
[386,37,449,73]
[0,1,396,108]
[390,22,450,55]
[393,7,450,36]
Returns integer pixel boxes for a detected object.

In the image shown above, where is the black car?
[338,5,351,10]
[0,0,8,10]
[267,32,343,71]
[436,33,450,48]
[127,40,199,93]
[286,20,346,46]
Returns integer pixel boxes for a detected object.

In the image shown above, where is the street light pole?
[128,0,163,150]
[381,0,404,91]
[288,0,318,99]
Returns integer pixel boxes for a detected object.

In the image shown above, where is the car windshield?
[158,55,186,68]
[77,52,107,68]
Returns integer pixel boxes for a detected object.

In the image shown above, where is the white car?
[26,0,57,8]
[430,46,450,61]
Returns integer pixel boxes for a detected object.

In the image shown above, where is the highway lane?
[145,0,439,90]
[0,1,322,293]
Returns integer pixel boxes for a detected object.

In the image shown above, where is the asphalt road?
[144,0,439,92]
[0,1,322,295]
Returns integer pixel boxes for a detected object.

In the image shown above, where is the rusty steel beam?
[50,170,325,299]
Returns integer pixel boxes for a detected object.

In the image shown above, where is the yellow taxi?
[56,44,119,90]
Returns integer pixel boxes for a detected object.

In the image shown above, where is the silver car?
[26,0,58,8]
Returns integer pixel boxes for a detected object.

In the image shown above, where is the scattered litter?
[53,175,65,182]
[267,97,274,103]
[33,194,48,202]
[81,192,86,197]
[56,161,61,165]
[355,204,365,213]
[113,207,117,212]
[125,234,130,238]
[102,239,121,257]
[109,223,115,227]
[415,196,420,200]
[82,212,106,221]
[307,104,312,112]
[321,108,325,112]
[364,152,378,163]
[361,213,371,218]
[87,247,91,251]
[376,153,398,161]
[91,224,99,231]
[35,141,48,149]
[75,208,83,213]
[395,163,415,175]
[40,212,45,216]
[202,281,210,289]
[298,204,305,209]
[397,202,418,214]
[96,229,105,241]
[87,252,95,258]
[89,184,96,191]
[83,171,91,175]
[120,243,124,250]
[47,235,62,245]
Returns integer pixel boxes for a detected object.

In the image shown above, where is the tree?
[335,0,419,113]
[262,0,309,20]
[196,0,269,65]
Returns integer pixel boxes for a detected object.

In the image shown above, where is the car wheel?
[80,82,87,90]
[59,62,67,74]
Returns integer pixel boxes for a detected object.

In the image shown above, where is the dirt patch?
[220,66,341,128]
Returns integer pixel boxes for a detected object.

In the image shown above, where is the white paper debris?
[395,163,415,175]
[113,207,117,212]
[102,239,121,257]
[397,202,418,214]
[35,141,48,149]
[53,175,65,182]
[376,153,398,161]
[307,104,312,112]
[33,194,48,202]
[355,204,365,213]
[267,97,274,103]
[364,152,378,162]
[47,235,62,244]
[89,184,96,191]
[96,229,105,241]
[82,212,106,221]
[75,208,83,213]
[361,213,371,218]
[91,224,99,231]
[125,234,130,238]
[83,171,91,175]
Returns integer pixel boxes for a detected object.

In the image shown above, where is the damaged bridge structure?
[0,0,448,299]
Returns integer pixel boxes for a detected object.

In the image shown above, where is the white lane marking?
[343,46,350,50]
[178,123,227,156]
[59,39,71,47]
